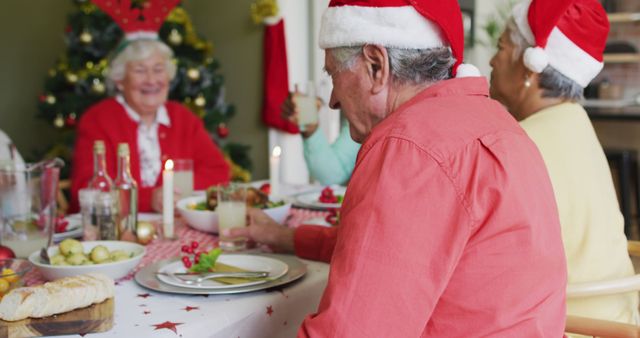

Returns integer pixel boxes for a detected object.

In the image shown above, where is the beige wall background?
[0,0,269,179]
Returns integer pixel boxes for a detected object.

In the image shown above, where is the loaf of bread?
[0,273,114,321]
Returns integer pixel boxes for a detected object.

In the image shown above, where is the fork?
[159,271,269,285]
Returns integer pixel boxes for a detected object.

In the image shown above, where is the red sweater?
[70,98,230,212]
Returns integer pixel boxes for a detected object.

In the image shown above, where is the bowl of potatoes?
[28,239,145,281]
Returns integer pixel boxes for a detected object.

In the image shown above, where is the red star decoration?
[182,306,199,312]
[266,306,274,317]
[137,293,151,298]
[151,321,184,334]
[143,310,151,315]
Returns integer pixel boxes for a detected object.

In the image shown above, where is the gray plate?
[134,253,307,295]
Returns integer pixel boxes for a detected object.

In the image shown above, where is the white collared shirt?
[116,95,170,187]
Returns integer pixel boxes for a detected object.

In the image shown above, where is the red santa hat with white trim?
[512,0,609,88]
[318,0,480,78]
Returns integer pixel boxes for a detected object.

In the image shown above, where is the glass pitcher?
[0,158,63,258]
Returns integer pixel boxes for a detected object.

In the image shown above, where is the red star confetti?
[266,306,274,317]
[143,310,151,315]
[182,306,199,312]
[137,293,151,298]
[152,321,184,334]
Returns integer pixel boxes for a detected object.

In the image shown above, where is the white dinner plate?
[53,214,83,243]
[294,186,346,210]
[156,254,289,290]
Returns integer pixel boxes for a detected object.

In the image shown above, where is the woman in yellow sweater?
[489,0,638,326]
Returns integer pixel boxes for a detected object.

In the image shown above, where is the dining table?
[22,184,336,338]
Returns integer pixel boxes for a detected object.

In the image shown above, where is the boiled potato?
[50,254,66,266]
[59,239,83,256]
[90,245,110,263]
[66,253,88,266]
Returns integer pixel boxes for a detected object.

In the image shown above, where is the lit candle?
[163,159,174,239]
[270,146,281,198]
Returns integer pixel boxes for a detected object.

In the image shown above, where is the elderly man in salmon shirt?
[230,0,568,335]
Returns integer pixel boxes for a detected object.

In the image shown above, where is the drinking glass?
[0,159,63,258]
[173,159,194,198]
[294,82,318,128]
[217,183,247,251]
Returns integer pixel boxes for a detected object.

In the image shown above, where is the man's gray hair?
[506,19,583,100]
[107,39,177,93]
[330,45,455,86]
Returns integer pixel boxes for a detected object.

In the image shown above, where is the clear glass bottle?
[114,143,138,241]
[96,192,118,240]
[88,140,113,192]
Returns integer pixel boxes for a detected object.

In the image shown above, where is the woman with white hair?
[490,0,638,326]
[71,39,230,212]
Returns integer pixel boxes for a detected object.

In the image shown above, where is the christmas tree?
[37,0,251,182]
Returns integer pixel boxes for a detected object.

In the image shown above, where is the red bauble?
[217,124,229,138]
[38,94,46,103]
[65,114,77,128]
[65,25,72,33]
[0,246,16,259]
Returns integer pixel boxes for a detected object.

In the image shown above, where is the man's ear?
[362,44,389,94]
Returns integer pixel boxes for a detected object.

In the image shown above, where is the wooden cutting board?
[0,298,113,338]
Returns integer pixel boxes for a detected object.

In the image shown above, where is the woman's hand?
[222,208,295,253]
[151,186,181,213]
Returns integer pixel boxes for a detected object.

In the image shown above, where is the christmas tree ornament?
[79,29,93,44]
[168,28,183,46]
[194,94,206,108]
[217,123,229,138]
[187,68,200,81]
[46,94,57,105]
[54,114,65,128]
[136,221,156,245]
[85,61,94,69]
[65,113,77,127]
[91,78,106,94]
[65,72,79,84]
[48,69,57,77]
[39,94,47,103]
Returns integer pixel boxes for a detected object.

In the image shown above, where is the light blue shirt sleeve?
[303,122,360,186]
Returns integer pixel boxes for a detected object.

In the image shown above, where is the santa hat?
[319,0,480,78]
[512,0,609,88]
[91,0,180,41]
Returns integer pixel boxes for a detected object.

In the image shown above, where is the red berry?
[191,241,199,249]
[185,246,194,254]
[194,255,200,264]
[259,183,271,195]
[184,260,192,268]
[181,256,191,267]
[181,245,190,253]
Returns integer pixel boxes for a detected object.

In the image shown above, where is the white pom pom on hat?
[455,63,481,78]
[523,46,549,73]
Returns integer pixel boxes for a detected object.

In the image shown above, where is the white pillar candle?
[163,159,174,238]
[270,146,281,198]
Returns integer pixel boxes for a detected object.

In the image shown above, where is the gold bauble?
[194,94,206,108]
[54,114,65,128]
[91,79,105,94]
[48,69,57,77]
[46,95,56,105]
[168,29,183,46]
[85,61,94,69]
[66,72,78,84]
[79,30,93,44]
[136,221,156,245]
[186,68,200,81]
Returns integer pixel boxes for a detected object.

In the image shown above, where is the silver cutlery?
[156,271,269,285]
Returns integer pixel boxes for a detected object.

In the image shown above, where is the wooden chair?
[564,241,640,337]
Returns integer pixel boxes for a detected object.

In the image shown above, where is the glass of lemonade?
[294,81,318,128]
[173,159,194,198]
[217,183,247,251]
[0,159,62,258]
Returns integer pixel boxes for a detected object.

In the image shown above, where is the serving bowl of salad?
[177,185,290,233]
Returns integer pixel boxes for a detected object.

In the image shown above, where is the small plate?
[157,254,288,289]
[53,214,83,243]
[135,254,307,295]
[294,186,346,210]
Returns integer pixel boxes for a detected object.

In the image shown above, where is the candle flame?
[272,146,282,157]
[165,159,174,170]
